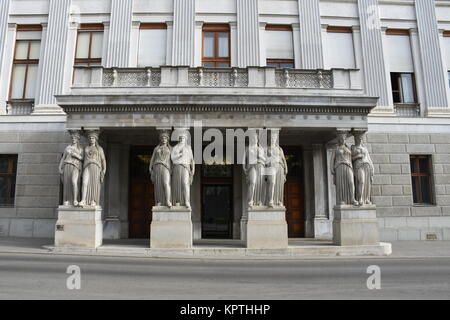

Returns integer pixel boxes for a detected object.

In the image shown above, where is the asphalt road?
[1,253,450,300]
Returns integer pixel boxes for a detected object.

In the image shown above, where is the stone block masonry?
[368,133,450,241]
[0,130,69,238]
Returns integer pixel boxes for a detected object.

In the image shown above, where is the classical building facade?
[0,0,450,242]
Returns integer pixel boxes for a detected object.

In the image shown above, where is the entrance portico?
[55,66,380,249]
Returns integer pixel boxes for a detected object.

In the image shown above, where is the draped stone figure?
[79,131,106,207]
[171,131,195,209]
[149,131,172,208]
[331,132,358,206]
[243,132,267,208]
[266,131,288,208]
[59,131,84,206]
[352,132,374,206]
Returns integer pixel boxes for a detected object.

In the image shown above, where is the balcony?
[58,66,376,130]
[72,66,361,91]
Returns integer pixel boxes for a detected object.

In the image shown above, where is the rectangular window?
[410,155,434,205]
[444,31,450,67]
[9,25,42,100]
[75,24,104,66]
[202,24,230,68]
[386,29,414,73]
[265,25,294,68]
[138,23,167,67]
[448,71,450,90]
[0,155,18,207]
[391,72,417,104]
[444,31,450,88]
[324,26,355,69]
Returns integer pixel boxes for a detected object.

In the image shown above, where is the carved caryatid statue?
[79,130,107,207]
[171,130,195,209]
[59,130,84,206]
[243,131,267,208]
[352,131,374,206]
[266,130,288,208]
[150,131,172,208]
[331,132,358,206]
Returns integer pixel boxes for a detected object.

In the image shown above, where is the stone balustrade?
[72,66,362,90]
[6,100,34,115]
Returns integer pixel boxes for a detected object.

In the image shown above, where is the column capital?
[336,128,352,133]
[351,128,368,135]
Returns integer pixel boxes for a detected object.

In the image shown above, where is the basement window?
[410,155,434,205]
[0,155,18,207]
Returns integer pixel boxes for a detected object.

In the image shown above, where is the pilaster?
[105,0,133,68]
[33,0,71,114]
[357,0,393,114]
[297,0,324,69]
[172,0,196,67]
[236,0,260,68]
[313,144,332,239]
[0,0,10,89]
[415,0,450,115]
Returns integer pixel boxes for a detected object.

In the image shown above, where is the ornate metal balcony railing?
[103,68,161,87]
[188,68,249,87]
[72,66,350,90]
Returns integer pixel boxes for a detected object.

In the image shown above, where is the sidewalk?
[1,237,449,259]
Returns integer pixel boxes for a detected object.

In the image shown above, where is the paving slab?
[1,237,450,260]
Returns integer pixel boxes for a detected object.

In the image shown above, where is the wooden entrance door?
[283,147,305,238]
[128,146,155,238]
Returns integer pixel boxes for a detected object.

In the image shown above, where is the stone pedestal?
[55,206,103,248]
[150,207,193,249]
[333,205,380,246]
[244,207,288,249]
[103,216,121,240]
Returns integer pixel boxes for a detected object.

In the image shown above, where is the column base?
[245,206,288,249]
[333,205,380,246]
[32,104,65,115]
[368,106,396,117]
[314,217,333,240]
[426,108,450,117]
[150,206,193,249]
[55,206,103,248]
[103,217,121,240]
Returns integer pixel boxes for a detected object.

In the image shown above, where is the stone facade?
[367,133,450,241]
[0,126,68,238]
[0,0,449,243]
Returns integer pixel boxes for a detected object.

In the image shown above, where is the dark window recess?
[0,155,18,207]
[391,72,417,104]
[410,155,434,205]
[266,59,294,69]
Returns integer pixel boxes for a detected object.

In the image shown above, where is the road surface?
[1,252,449,300]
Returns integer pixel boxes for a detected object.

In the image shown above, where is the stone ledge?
[43,242,392,258]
